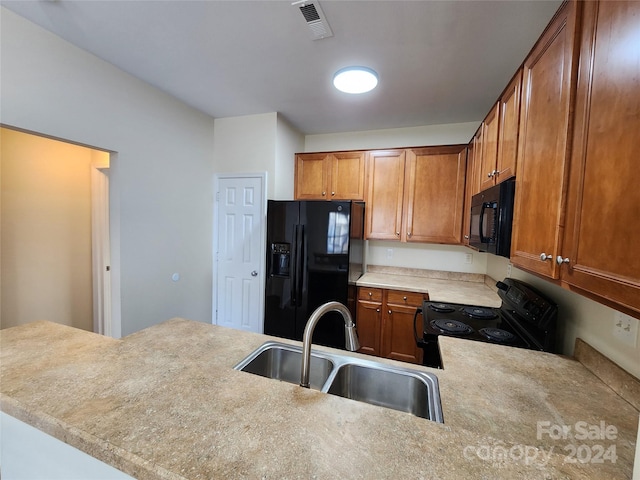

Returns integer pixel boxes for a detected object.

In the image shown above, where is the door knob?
[539,253,553,261]
[251,270,258,277]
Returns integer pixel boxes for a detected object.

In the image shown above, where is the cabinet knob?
[376,308,380,313]
[407,232,412,238]
[368,291,372,297]
[388,310,392,315]
[487,172,493,178]
[556,256,570,265]
[331,191,335,196]
[539,253,553,261]
[322,191,326,196]
[396,231,400,236]
[493,169,499,176]
[464,235,470,239]
[403,296,407,301]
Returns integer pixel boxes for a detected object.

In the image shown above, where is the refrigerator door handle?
[291,224,299,305]
[294,224,305,307]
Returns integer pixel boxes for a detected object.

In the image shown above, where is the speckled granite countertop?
[357,266,502,307]
[1,319,638,479]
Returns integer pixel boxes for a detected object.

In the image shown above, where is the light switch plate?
[613,312,639,347]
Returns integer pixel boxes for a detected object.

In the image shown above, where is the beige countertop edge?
[1,319,638,479]
[0,395,185,480]
[356,272,502,307]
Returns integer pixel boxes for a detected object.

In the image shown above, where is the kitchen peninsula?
[1,318,638,479]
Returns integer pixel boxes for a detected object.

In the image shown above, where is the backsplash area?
[366,241,488,275]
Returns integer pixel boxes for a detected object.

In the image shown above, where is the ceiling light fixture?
[333,66,378,94]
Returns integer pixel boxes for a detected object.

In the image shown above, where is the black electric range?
[415,278,558,368]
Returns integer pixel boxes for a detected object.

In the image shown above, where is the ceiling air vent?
[292,0,334,40]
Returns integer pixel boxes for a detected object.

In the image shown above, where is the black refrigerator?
[264,200,365,349]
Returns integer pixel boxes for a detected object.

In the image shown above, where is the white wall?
[1,8,215,336]
[487,255,640,379]
[212,113,303,200]
[304,122,479,152]
[275,114,304,200]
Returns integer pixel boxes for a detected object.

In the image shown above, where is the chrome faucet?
[300,301,360,388]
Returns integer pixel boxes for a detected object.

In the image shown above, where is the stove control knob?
[539,253,553,261]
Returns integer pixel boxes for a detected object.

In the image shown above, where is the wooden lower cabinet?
[356,287,427,364]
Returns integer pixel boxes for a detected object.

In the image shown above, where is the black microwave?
[469,179,516,258]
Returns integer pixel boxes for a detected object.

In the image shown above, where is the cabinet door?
[330,151,365,200]
[404,146,467,244]
[479,102,500,192]
[364,150,406,240]
[471,127,484,196]
[462,141,474,246]
[561,0,640,315]
[294,153,330,199]
[510,1,579,278]
[380,290,425,364]
[355,300,382,356]
[496,70,522,182]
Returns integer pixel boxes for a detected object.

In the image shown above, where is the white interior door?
[214,174,266,333]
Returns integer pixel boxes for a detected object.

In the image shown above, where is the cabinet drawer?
[386,290,426,307]
[358,287,383,302]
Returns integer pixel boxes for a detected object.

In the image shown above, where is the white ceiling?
[1,0,562,135]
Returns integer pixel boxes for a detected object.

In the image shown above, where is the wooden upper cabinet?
[478,102,500,192]
[560,0,640,315]
[294,151,365,200]
[364,150,406,240]
[470,126,484,196]
[477,69,522,192]
[294,153,329,199]
[365,146,466,244]
[462,139,475,246]
[404,146,467,244]
[496,69,522,182]
[510,0,579,278]
[330,151,365,200]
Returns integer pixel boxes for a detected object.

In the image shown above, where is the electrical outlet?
[506,263,512,278]
[386,248,393,260]
[613,312,639,347]
[464,253,473,264]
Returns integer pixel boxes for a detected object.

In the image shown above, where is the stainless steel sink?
[326,363,441,421]
[233,341,334,390]
[234,341,443,423]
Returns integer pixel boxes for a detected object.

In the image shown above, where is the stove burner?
[431,319,474,335]
[479,328,517,344]
[462,306,498,320]
[428,303,455,313]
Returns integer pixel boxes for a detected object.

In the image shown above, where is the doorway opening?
[0,126,115,336]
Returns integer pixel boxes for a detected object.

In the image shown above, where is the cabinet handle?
[539,253,553,261]
[556,256,570,265]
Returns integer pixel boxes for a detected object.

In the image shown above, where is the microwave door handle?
[479,202,488,243]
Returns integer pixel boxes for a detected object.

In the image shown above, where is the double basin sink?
[233,341,443,423]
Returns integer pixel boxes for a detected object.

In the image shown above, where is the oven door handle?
[413,307,424,346]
